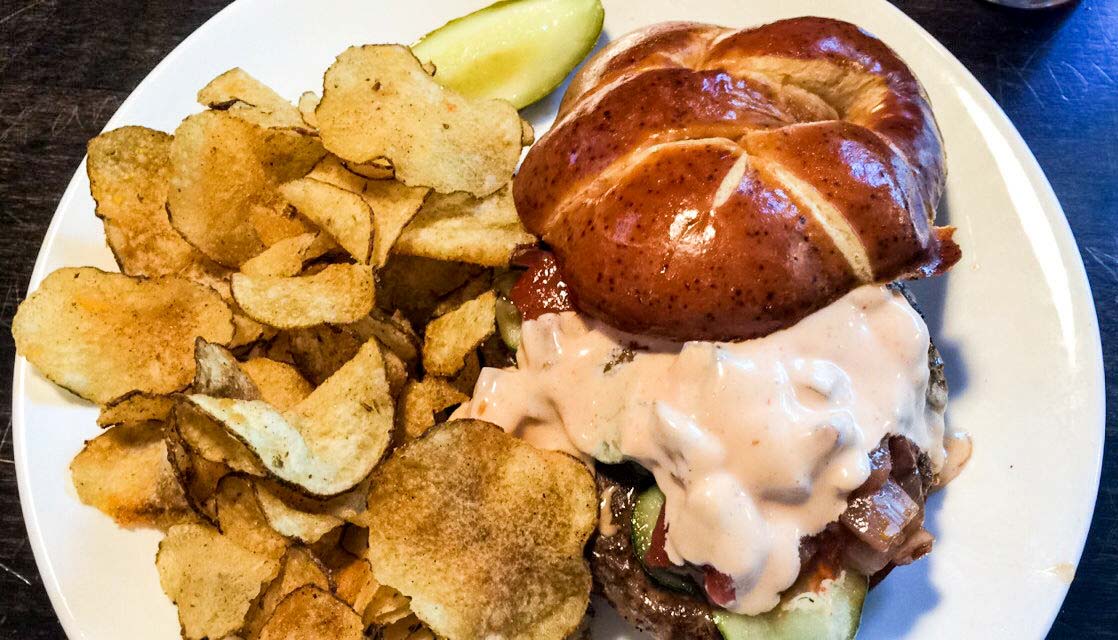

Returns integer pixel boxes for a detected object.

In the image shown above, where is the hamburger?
[456,16,971,639]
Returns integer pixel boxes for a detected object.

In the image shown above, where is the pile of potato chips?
[14,44,596,640]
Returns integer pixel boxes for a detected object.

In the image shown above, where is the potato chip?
[168,110,325,267]
[333,556,379,612]
[343,159,394,180]
[380,615,436,640]
[215,475,289,560]
[348,310,419,366]
[340,525,369,558]
[194,338,262,401]
[520,118,535,146]
[232,264,374,329]
[240,358,313,410]
[165,424,229,522]
[297,92,320,129]
[431,271,493,318]
[156,523,281,640]
[258,585,363,640]
[249,203,318,249]
[421,290,496,377]
[13,268,234,403]
[376,255,484,326]
[87,127,229,283]
[96,392,175,428]
[398,377,468,440]
[71,421,195,529]
[268,324,363,386]
[240,233,329,278]
[451,351,481,395]
[198,68,306,131]
[382,347,409,400]
[395,186,534,267]
[176,402,267,476]
[188,338,394,496]
[244,546,333,640]
[280,179,373,263]
[307,156,428,267]
[316,45,521,196]
[255,482,343,544]
[365,585,414,627]
[365,420,596,640]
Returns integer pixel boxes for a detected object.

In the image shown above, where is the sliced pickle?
[412,0,605,108]
[714,570,867,640]
[631,486,697,594]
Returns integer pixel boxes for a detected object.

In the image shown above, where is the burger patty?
[589,336,947,639]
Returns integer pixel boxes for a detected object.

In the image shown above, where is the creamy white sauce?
[454,285,947,615]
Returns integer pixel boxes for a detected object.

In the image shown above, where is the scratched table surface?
[0,0,1115,637]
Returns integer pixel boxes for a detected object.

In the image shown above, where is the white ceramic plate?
[13,0,1104,638]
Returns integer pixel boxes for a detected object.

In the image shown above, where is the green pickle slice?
[412,0,605,108]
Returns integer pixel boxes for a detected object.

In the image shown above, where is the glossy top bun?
[514,17,960,341]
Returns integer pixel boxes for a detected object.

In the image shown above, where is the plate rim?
[11,1,1105,638]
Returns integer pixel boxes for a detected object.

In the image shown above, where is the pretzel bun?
[514,17,960,341]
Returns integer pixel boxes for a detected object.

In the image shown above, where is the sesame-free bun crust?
[515,18,960,340]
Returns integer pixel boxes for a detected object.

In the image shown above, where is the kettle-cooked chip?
[71,420,195,530]
[421,290,496,377]
[244,546,333,639]
[232,264,374,329]
[96,392,176,428]
[194,338,262,401]
[156,523,281,640]
[280,178,373,263]
[13,268,234,403]
[187,338,394,496]
[240,358,313,410]
[365,420,596,640]
[198,68,306,131]
[315,45,521,197]
[255,481,343,543]
[215,475,289,560]
[297,92,320,130]
[175,402,266,476]
[398,377,469,440]
[240,233,332,278]
[394,186,533,267]
[87,127,229,283]
[258,585,363,640]
[306,155,429,267]
[168,110,325,267]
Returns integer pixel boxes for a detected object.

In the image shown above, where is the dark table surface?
[0,0,1115,637]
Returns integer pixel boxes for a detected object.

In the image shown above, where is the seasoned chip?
[193,338,261,401]
[188,338,394,496]
[520,118,535,146]
[245,546,333,639]
[365,420,596,640]
[255,482,343,543]
[87,127,229,282]
[167,110,325,267]
[215,475,289,560]
[395,187,533,267]
[232,264,374,329]
[280,179,373,263]
[307,156,428,267]
[381,347,409,400]
[13,268,234,403]
[451,351,481,395]
[198,68,306,131]
[348,310,419,365]
[71,421,195,529]
[380,615,436,640]
[156,523,281,640]
[421,290,496,376]
[297,92,320,129]
[258,585,363,640]
[376,255,484,327]
[164,424,229,522]
[398,378,468,440]
[241,358,313,410]
[268,324,364,386]
[249,203,318,249]
[96,392,175,428]
[316,45,521,196]
[333,556,379,612]
[176,402,266,476]
[344,159,394,180]
[431,272,493,318]
[240,233,330,278]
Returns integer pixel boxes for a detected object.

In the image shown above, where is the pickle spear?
[412,0,605,108]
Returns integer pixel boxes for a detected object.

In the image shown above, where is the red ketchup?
[508,247,575,320]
